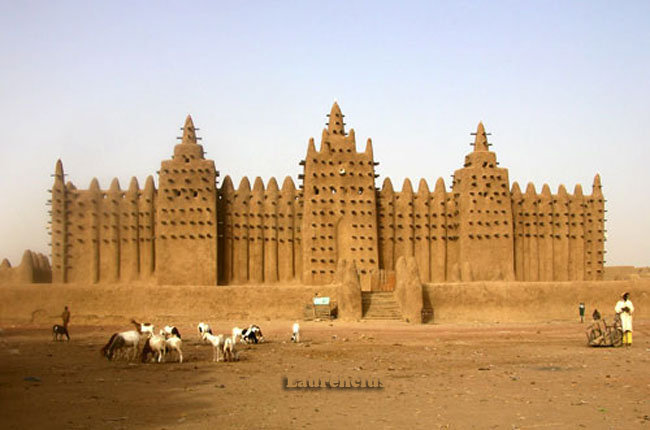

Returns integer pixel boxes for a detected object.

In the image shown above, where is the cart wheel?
[611,329,623,347]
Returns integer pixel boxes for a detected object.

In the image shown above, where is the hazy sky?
[1,1,648,267]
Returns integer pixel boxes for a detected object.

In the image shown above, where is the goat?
[223,336,238,362]
[131,319,154,336]
[52,324,70,341]
[102,330,141,361]
[197,322,212,340]
[241,325,264,344]
[291,322,300,343]
[161,325,181,339]
[232,327,245,344]
[141,333,166,363]
[165,336,183,363]
[202,332,225,362]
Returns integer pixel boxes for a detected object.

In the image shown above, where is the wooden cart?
[585,314,623,347]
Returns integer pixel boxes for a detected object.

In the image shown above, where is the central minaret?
[300,102,379,285]
[156,115,219,285]
[451,122,515,281]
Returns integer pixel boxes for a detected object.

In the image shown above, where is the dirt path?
[1,320,649,429]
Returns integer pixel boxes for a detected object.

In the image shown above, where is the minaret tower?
[300,102,379,286]
[51,159,67,283]
[451,122,515,281]
[156,115,219,285]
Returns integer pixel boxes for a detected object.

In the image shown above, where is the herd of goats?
[57,320,302,364]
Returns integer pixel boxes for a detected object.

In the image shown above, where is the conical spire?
[281,176,296,194]
[417,178,430,195]
[541,183,552,198]
[401,178,413,194]
[364,138,373,157]
[127,177,139,194]
[434,177,446,194]
[143,175,155,196]
[573,184,584,197]
[181,115,197,145]
[89,177,101,192]
[238,176,251,192]
[473,122,489,152]
[511,181,522,197]
[221,175,234,193]
[109,178,121,192]
[327,102,345,135]
[266,177,279,195]
[525,182,537,196]
[381,177,394,194]
[307,137,316,155]
[592,174,603,197]
[55,159,64,181]
[252,176,265,193]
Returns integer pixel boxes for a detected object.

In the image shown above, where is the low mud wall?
[424,280,650,323]
[0,280,648,325]
[0,283,337,325]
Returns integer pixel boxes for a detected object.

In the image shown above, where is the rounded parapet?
[220,175,235,194]
[433,177,446,194]
[237,176,251,193]
[401,178,414,195]
[417,178,430,195]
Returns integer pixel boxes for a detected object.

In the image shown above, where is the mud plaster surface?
[0,320,649,429]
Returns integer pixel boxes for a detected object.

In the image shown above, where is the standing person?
[579,302,585,323]
[615,293,634,346]
[61,305,70,328]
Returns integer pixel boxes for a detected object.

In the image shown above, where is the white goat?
[291,322,300,343]
[203,332,225,362]
[232,327,244,344]
[223,336,238,362]
[143,333,166,363]
[165,336,183,363]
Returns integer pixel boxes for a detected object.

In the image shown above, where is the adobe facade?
[49,103,605,287]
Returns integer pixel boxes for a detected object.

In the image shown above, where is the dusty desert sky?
[0,1,648,267]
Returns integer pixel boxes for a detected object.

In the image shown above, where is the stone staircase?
[361,292,403,320]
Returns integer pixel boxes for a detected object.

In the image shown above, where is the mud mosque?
[45,103,605,288]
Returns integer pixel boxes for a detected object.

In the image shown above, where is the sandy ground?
[1,319,649,430]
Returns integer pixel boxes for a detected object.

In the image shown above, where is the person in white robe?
[615,292,634,346]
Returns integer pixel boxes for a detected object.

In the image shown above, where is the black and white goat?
[101,330,141,361]
[234,324,264,344]
[197,322,212,341]
[161,325,181,339]
[242,325,264,344]
[131,319,154,336]
[52,324,70,341]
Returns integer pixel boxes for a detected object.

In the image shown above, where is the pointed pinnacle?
[182,115,197,144]
[473,122,489,152]
[327,102,345,135]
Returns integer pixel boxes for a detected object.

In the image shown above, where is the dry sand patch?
[0,320,648,429]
